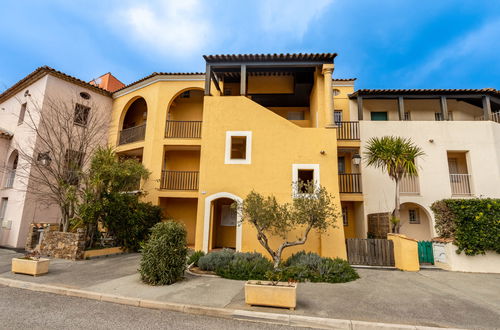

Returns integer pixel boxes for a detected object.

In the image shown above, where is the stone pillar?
[322,64,335,127]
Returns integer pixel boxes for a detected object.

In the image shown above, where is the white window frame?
[225,131,252,165]
[292,164,320,196]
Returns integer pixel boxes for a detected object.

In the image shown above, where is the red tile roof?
[0,66,112,103]
[113,72,204,94]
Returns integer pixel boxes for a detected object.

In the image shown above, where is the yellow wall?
[196,95,346,259]
[168,90,204,121]
[164,150,200,171]
[247,75,294,94]
[160,197,198,245]
[342,202,357,238]
[110,69,347,261]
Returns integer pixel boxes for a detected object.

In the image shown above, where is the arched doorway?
[118,97,147,145]
[203,192,242,252]
[165,88,204,138]
[399,202,432,241]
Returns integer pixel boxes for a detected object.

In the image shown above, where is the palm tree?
[364,136,424,233]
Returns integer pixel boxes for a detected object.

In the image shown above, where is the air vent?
[80,92,91,100]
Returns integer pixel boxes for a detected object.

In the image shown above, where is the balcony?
[336,121,360,140]
[165,120,202,139]
[400,176,420,195]
[450,174,472,196]
[119,124,146,145]
[160,170,199,190]
[339,173,362,193]
[475,112,500,123]
[3,170,15,188]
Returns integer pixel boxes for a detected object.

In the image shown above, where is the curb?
[0,277,461,330]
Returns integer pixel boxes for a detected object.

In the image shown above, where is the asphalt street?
[0,285,305,330]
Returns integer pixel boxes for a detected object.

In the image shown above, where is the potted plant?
[12,251,50,276]
[245,271,298,310]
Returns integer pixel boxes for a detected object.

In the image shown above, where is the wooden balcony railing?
[339,173,362,193]
[165,120,202,138]
[450,174,472,195]
[336,121,360,140]
[160,170,199,190]
[119,124,146,145]
[400,176,420,194]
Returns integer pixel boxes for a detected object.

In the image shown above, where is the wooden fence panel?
[346,238,395,266]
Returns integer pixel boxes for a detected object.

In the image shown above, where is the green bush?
[188,250,205,267]
[198,249,235,271]
[198,250,359,283]
[280,251,359,283]
[139,222,188,285]
[216,252,273,280]
[431,199,500,255]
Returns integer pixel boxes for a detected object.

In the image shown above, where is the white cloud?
[258,0,334,39]
[116,0,212,56]
[409,19,500,84]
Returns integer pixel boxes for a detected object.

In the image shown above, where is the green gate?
[418,241,434,264]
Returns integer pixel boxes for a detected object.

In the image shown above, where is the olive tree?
[238,182,338,269]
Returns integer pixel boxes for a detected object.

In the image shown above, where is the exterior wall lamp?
[352,153,362,166]
[37,152,52,166]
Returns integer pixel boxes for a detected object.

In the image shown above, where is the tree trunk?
[394,179,401,233]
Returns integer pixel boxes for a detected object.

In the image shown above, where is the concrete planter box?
[11,258,50,276]
[245,280,297,310]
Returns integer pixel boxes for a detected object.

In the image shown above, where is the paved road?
[0,285,305,330]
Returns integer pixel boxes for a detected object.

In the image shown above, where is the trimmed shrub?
[188,250,205,267]
[431,199,500,255]
[281,251,359,283]
[139,221,188,285]
[216,252,273,280]
[198,249,235,271]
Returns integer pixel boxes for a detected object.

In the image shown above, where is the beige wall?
[434,242,500,273]
[360,121,500,241]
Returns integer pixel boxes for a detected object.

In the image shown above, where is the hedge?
[431,199,500,255]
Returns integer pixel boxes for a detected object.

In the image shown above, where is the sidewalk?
[1,249,499,329]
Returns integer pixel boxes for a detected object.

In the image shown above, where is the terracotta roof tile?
[0,66,112,103]
[113,72,204,94]
[350,88,499,98]
[203,53,337,63]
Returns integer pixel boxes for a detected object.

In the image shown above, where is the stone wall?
[39,228,86,260]
[25,223,60,251]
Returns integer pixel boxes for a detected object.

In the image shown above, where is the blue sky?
[0,0,499,91]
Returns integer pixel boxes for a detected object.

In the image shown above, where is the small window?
[342,207,348,226]
[180,91,190,98]
[0,198,8,221]
[371,111,388,121]
[230,136,247,159]
[332,89,341,96]
[435,112,444,121]
[404,112,411,121]
[65,149,85,185]
[18,103,27,125]
[292,164,320,195]
[225,131,252,164]
[286,111,305,120]
[79,92,91,100]
[74,104,91,126]
[408,209,420,224]
[334,110,343,124]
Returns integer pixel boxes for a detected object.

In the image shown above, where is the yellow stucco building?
[109,53,362,260]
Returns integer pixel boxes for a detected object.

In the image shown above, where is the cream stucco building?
[0,67,120,248]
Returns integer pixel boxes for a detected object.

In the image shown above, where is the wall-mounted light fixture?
[320,150,326,155]
[37,152,52,166]
[352,153,362,166]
